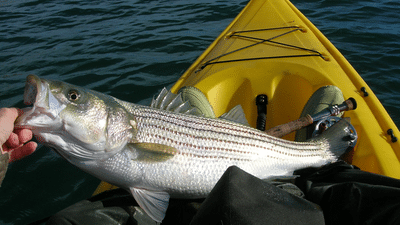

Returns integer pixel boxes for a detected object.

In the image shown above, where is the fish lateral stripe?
[134,107,334,160]
[135,107,313,146]
[139,122,329,159]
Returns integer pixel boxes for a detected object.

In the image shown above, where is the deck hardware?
[256,94,268,131]
[360,87,369,97]
[387,129,398,143]
[196,26,326,72]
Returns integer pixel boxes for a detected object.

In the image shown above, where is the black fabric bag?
[190,166,324,225]
[44,166,323,225]
[43,163,400,225]
[295,161,400,225]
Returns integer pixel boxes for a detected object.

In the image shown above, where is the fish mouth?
[15,75,49,128]
[24,74,41,105]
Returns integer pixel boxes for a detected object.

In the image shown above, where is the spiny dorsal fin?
[150,87,168,108]
[219,105,250,126]
[150,87,203,116]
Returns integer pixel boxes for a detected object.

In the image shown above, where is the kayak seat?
[178,86,216,118]
[295,86,344,142]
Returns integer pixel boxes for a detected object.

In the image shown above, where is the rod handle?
[264,114,313,138]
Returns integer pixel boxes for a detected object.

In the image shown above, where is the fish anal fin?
[130,187,170,223]
[127,143,177,162]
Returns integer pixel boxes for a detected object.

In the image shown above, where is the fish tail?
[308,118,357,159]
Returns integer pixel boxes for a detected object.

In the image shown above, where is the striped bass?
[16,75,356,222]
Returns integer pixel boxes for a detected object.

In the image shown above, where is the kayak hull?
[94,0,400,195]
[171,0,400,178]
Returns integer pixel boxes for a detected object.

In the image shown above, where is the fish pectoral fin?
[219,104,250,126]
[128,143,177,162]
[130,187,170,223]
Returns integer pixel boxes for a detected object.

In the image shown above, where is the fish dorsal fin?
[150,87,168,108]
[130,187,170,223]
[128,143,177,162]
[150,87,202,116]
[219,105,250,126]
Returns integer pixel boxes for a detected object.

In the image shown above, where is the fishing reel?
[312,116,358,148]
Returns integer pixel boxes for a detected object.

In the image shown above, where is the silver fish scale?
[17,76,351,222]
[126,106,335,197]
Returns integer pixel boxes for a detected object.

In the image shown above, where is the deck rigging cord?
[196,26,326,72]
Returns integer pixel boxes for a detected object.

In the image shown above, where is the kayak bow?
[171,0,400,178]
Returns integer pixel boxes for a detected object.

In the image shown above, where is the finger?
[14,129,33,145]
[0,108,19,120]
[0,108,19,145]
[8,142,37,163]
[1,144,10,154]
[5,132,19,149]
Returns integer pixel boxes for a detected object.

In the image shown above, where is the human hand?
[0,108,37,162]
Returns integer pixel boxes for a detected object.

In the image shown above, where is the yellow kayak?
[170,0,400,178]
[94,0,400,195]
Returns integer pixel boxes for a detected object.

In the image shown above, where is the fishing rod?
[265,98,357,138]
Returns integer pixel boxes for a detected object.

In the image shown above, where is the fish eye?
[68,90,80,101]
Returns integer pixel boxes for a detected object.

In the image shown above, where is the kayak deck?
[171,0,400,178]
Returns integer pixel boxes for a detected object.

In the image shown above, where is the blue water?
[0,0,399,224]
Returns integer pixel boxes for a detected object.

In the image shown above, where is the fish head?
[16,75,136,160]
